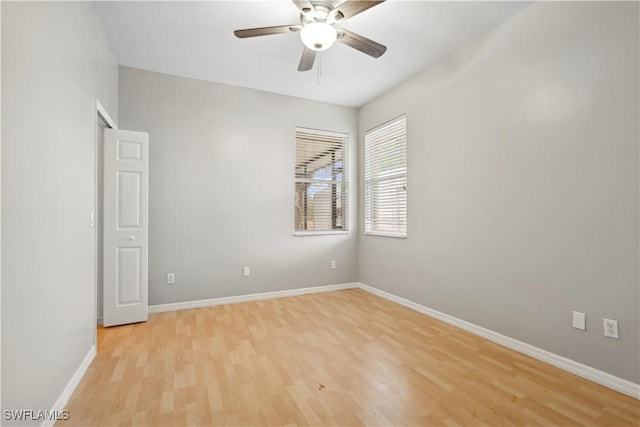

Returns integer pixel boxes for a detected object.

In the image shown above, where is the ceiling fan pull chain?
[317,54,322,85]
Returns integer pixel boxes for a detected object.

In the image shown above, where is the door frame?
[97,100,117,131]
[95,100,116,344]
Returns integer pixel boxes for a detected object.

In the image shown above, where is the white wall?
[118,67,358,306]
[358,1,639,383]
[1,2,118,422]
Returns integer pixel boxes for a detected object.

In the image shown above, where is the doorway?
[95,101,116,330]
[95,102,149,329]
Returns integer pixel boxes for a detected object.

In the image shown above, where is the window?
[295,128,348,234]
[364,115,407,237]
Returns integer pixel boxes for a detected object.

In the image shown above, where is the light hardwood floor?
[59,289,639,426]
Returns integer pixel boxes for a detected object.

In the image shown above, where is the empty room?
[1,0,639,426]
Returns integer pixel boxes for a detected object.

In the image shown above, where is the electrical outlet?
[243,266,250,277]
[603,319,619,339]
[167,273,175,284]
[330,260,336,270]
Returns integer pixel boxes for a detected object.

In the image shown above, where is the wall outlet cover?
[603,318,619,339]
[572,311,586,331]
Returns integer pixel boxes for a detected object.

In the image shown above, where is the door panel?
[117,139,143,161]
[117,247,142,304]
[117,171,141,228]
[103,129,149,327]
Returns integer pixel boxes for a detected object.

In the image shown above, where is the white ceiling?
[94,1,531,107]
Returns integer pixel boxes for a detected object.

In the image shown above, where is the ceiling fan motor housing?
[302,1,333,23]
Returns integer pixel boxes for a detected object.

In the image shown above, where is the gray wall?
[1,1,118,421]
[358,1,639,383]
[118,67,358,306]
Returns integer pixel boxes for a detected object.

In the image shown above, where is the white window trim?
[294,126,349,235]
[365,231,407,238]
[294,230,349,237]
[364,115,407,238]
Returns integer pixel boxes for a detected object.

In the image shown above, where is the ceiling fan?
[234,0,387,72]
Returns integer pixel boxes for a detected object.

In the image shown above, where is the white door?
[103,129,149,327]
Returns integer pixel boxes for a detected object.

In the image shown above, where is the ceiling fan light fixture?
[300,22,336,51]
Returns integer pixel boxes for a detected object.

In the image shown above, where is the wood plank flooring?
[59,289,639,426]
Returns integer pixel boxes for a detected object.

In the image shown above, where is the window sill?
[364,231,406,239]
[294,230,349,237]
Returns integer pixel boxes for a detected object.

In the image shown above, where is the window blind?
[364,116,407,237]
[295,128,348,234]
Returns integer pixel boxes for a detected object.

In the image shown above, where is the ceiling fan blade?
[292,0,316,16]
[337,29,387,58]
[329,0,385,22]
[234,25,301,39]
[298,47,317,72]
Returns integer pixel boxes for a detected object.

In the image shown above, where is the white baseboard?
[357,282,640,400]
[43,345,96,427]
[149,282,359,314]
